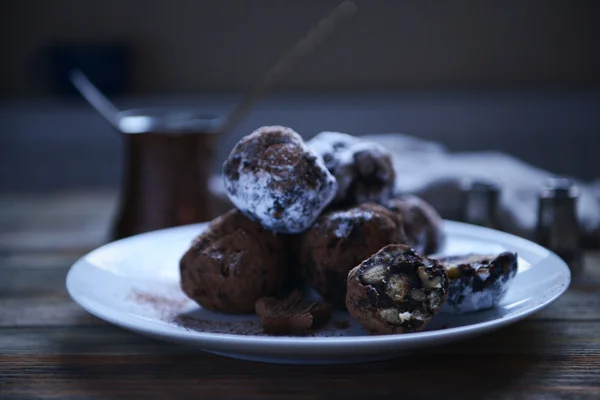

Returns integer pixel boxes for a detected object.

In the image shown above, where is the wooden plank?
[0,191,117,221]
[530,288,600,321]
[0,253,83,269]
[0,326,186,355]
[0,265,71,299]
[0,192,598,399]
[1,353,599,400]
[1,320,599,356]
[2,286,600,330]
[0,298,100,327]
[0,191,116,254]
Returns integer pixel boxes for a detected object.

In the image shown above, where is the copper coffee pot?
[111,108,222,239]
[70,1,358,239]
[70,71,223,239]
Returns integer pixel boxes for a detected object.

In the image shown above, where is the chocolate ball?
[179,209,286,313]
[223,126,337,234]
[300,203,407,308]
[387,195,445,255]
[346,244,449,335]
[307,131,396,206]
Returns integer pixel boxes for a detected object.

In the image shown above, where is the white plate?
[66,221,570,365]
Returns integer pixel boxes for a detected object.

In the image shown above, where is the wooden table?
[1,191,599,399]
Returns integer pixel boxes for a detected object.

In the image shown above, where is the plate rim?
[66,220,571,348]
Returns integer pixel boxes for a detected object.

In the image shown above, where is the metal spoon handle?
[221,0,359,136]
[69,69,121,129]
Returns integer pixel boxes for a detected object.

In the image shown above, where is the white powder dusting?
[441,284,494,314]
[308,131,395,203]
[224,128,337,233]
[441,273,514,314]
[307,131,357,163]
[326,207,374,238]
[333,220,351,238]
[308,132,358,201]
[209,252,223,261]
[476,269,491,281]
[226,170,275,223]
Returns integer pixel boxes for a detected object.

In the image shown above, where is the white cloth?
[363,133,600,243]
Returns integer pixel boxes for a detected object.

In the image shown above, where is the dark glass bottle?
[459,179,501,230]
[536,178,583,276]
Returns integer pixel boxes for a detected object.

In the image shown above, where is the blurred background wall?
[2,0,599,95]
[1,0,599,192]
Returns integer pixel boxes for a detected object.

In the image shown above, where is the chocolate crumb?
[255,290,332,335]
[172,315,263,335]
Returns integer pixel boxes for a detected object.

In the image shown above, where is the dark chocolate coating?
[223,126,337,234]
[301,203,407,308]
[346,244,449,335]
[435,252,518,314]
[279,233,305,295]
[308,132,396,206]
[179,209,287,313]
[387,195,445,255]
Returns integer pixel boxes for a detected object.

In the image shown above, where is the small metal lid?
[539,177,579,200]
[460,178,501,195]
[116,107,223,134]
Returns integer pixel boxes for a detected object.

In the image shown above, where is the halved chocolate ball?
[346,244,449,334]
[434,252,518,314]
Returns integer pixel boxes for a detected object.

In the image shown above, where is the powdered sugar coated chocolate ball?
[307,131,396,206]
[223,126,338,234]
[179,209,286,314]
